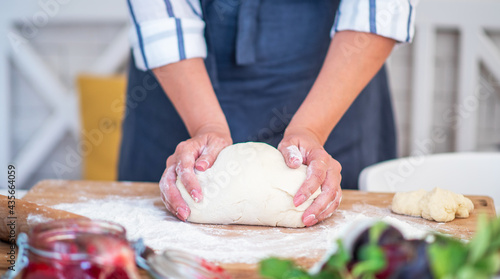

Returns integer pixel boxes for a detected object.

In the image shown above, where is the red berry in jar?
[20,219,140,279]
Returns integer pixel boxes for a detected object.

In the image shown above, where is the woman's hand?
[278,129,342,227]
[152,58,232,222]
[275,32,394,227]
[159,126,232,221]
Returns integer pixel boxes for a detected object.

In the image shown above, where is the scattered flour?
[51,198,433,264]
[26,214,53,226]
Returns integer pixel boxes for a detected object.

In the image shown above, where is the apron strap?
[236,0,261,65]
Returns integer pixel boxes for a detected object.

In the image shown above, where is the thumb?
[194,145,222,171]
[278,143,303,169]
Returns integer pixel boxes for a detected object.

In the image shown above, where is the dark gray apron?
[118,0,397,189]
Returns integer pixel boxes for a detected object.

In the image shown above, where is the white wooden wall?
[405,0,500,155]
[0,0,131,189]
[1,0,500,189]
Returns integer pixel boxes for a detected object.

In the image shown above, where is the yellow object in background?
[77,75,126,181]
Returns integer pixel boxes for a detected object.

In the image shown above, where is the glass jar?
[18,219,140,279]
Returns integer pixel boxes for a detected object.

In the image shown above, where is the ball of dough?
[391,187,474,223]
[176,142,321,228]
[420,188,459,222]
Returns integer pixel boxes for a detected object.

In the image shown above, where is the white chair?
[358,152,500,213]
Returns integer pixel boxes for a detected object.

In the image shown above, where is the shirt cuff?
[130,18,207,71]
[331,0,416,43]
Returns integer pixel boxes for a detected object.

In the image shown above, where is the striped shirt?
[127,0,418,71]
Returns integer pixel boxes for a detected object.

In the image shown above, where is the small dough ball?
[176,142,321,228]
[391,187,474,223]
[391,189,427,217]
[420,188,459,222]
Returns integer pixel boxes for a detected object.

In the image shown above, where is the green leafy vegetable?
[427,236,468,278]
[259,258,296,279]
[259,216,500,279]
[351,244,386,278]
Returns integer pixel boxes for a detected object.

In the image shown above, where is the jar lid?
[133,239,231,279]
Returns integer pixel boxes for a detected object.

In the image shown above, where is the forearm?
[152,58,230,137]
[286,31,396,144]
[155,59,232,217]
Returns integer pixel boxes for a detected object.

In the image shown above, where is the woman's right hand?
[152,58,232,222]
[159,127,232,221]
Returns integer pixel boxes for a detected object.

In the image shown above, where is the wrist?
[286,108,334,146]
[193,122,232,142]
[284,126,324,146]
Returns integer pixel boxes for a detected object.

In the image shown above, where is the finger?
[301,186,336,226]
[159,172,173,213]
[176,145,203,203]
[278,142,303,169]
[317,189,342,221]
[159,166,191,221]
[194,143,223,172]
[293,158,328,207]
[303,163,342,226]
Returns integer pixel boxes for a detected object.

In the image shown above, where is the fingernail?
[195,160,209,171]
[176,207,189,221]
[290,157,301,168]
[303,214,318,226]
[191,189,203,203]
[294,194,307,207]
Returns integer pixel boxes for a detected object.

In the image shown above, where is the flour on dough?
[391,187,474,222]
[176,142,321,228]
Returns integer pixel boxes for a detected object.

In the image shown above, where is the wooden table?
[1,180,496,278]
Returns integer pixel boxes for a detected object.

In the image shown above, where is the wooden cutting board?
[1,180,496,279]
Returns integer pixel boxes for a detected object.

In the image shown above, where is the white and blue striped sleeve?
[331,0,418,43]
[127,0,206,71]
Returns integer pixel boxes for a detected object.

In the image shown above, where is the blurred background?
[1,0,499,190]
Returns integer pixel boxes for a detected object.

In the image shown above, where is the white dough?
[176,142,321,228]
[455,194,474,218]
[419,188,459,222]
[391,189,427,217]
[391,187,474,222]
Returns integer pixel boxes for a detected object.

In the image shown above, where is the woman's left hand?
[278,130,342,227]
